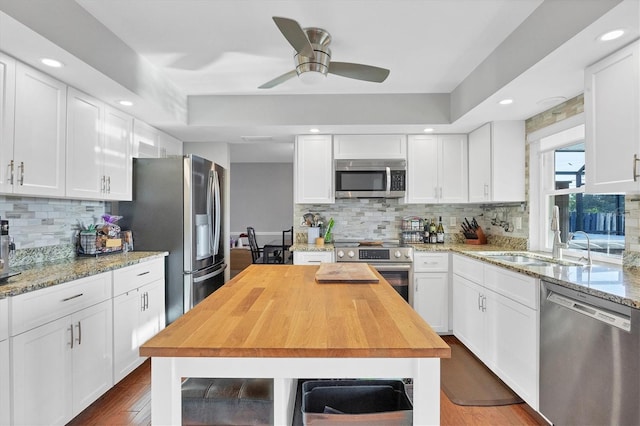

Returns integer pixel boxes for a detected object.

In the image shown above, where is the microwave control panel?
[390,170,406,191]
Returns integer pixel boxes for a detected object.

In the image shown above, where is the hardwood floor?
[68,358,546,426]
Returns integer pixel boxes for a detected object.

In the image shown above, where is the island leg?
[150,357,182,425]
[412,358,440,426]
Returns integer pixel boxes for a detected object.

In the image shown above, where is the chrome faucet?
[569,231,593,267]
[550,206,566,260]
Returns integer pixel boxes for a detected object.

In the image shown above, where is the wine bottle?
[437,216,445,243]
[429,218,437,244]
[423,218,429,243]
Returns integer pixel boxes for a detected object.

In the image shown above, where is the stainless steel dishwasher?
[540,280,640,425]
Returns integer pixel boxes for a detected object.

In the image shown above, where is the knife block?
[465,226,487,245]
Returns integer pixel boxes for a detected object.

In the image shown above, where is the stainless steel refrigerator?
[118,155,226,324]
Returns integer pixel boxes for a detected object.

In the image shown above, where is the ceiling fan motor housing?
[295,27,332,76]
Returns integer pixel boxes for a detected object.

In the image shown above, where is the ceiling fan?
[259,17,390,89]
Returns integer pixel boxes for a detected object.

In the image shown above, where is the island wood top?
[140,265,450,359]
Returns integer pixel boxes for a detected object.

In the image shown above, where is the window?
[535,125,624,260]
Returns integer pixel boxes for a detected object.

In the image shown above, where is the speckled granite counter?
[289,243,335,252]
[0,251,168,299]
[294,241,640,310]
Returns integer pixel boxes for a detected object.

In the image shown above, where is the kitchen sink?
[478,252,584,267]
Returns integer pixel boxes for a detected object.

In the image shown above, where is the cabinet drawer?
[293,251,334,265]
[10,272,111,336]
[414,253,449,272]
[0,298,7,341]
[452,254,484,284]
[113,258,164,296]
[483,264,538,309]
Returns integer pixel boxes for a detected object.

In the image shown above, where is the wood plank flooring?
[68,349,547,426]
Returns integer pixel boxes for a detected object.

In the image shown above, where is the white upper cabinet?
[12,62,67,197]
[468,121,525,203]
[0,53,16,195]
[406,134,468,203]
[585,40,640,193]
[333,134,406,159]
[133,119,159,158]
[158,131,183,157]
[66,88,133,200]
[294,135,334,204]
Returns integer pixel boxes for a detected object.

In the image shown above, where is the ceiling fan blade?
[272,17,315,58]
[328,62,390,83]
[258,70,298,89]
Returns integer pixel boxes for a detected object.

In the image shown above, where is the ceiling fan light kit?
[259,16,390,89]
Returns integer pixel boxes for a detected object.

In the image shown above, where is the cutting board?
[315,263,379,283]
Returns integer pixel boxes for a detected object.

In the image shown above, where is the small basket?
[79,231,98,255]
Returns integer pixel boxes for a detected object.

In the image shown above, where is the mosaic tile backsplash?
[0,196,107,266]
[294,199,529,244]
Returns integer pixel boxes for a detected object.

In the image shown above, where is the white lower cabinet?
[452,254,539,410]
[112,258,166,383]
[11,299,113,425]
[0,297,9,426]
[293,251,334,265]
[413,252,449,333]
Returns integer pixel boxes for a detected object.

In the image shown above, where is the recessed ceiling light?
[599,29,625,41]
[41,58,63,68]
[423,128,434,133]
[309,128,320,133]
[498,98,514,105]
[118,100,133,107]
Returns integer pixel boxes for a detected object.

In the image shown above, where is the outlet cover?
[449,217,456,227]
[515,217,522,230]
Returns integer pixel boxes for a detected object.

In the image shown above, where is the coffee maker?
[0,219,15,279]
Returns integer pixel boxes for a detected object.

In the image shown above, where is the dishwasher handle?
[546,291,631,332]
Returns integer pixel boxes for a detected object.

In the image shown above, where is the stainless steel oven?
[334,241,413,305]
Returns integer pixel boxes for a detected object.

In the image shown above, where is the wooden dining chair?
[247,227,280,264]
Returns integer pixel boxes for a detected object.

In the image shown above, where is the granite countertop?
[289,243,335,252]
[410,243,640,310]
[294,242,640,309]
[0,251,168,299]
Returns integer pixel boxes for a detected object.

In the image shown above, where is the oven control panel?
[359,249,390,260]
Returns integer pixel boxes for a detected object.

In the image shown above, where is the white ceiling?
[0,0,638,162]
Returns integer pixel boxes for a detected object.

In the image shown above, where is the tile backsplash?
[294,199,528,243]
[0,196,107,265]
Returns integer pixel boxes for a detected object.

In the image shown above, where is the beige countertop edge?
[0,251,168,299]
[289,243,335,252]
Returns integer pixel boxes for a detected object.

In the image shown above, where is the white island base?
[150,356,441,425]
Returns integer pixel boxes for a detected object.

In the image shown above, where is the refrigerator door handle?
[193,263,227,283]
[212,170,221,256]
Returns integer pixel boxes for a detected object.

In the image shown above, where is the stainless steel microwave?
[335,159,406,198]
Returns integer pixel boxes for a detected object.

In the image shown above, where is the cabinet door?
[139,279,166,346]
[0,339,9,426]
[491,121,525,202]
[66,88,104,199]
[468,123,492,202]
[414,272,449,333]
[12,316,73,425]
[439,134,468,203]
[113,289,142,384]
[13,63,66,197]
[406,135,438,203]
[133,119,159,158]
[158,131,183,158]
[103,106,133,200]
[585,40,639,193]
[71,300,113,414]
[489,290,538,409]
[0,53,15,194]
[294,135,334,203]
[452,274,485,359]
[333,134,406,159]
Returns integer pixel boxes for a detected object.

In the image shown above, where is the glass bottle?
[437,216,445,243]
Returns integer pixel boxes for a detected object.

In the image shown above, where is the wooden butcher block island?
[141,264,450,425]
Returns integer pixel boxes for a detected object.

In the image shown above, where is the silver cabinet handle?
[481,295,487,312]
[141,292,146,311]
[101,175,106,193]
[106,176,111,193]
[634,154,640,182]
[62,293,83,302]
[144,292,149,310]
[137,271,150,276]
[18,161,24,186]
[69,325,74,349]
[478,293,482,311]
[8,160,14,185]
[76,321,82,345]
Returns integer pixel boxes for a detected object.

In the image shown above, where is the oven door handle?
[368,263,412,271]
